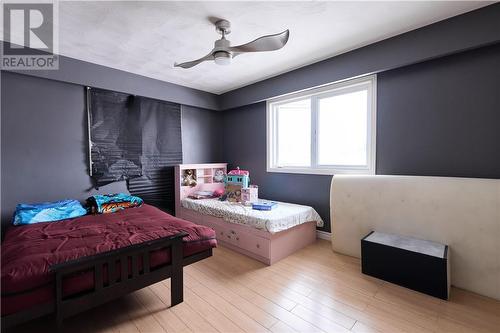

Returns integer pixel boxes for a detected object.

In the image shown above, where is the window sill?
[266,167,375,176]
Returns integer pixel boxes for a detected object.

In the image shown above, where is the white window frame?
[267,75,377,175]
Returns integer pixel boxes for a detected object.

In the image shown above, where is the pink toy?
[213,188,225,197]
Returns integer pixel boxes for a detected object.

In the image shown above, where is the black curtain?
[127,97,182,212]
[89,89,142,186]
[89,88,182,212]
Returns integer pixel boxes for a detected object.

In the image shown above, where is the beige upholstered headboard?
[330,175,500,300]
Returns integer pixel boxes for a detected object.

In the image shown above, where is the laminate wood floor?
[10,240,500,333]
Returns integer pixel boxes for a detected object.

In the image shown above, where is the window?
[267,75,376,175]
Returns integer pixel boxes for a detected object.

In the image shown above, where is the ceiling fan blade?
[229,30,289,56]
[174,52,214,69]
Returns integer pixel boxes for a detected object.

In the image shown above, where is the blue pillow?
[12,199,87,225]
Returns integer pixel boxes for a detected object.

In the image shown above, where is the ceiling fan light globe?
[214,51,231,65]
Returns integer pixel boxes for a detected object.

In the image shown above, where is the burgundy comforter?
[1,204,216,316]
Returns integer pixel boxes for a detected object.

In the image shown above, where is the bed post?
[55,271,63,329]
[170,236,184,306]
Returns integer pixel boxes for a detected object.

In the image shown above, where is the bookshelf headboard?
[174,163,227,216]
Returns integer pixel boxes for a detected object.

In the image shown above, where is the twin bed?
[2,163,323,330]
[175,163,323,265]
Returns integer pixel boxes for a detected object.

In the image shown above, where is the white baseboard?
[316,230,332,240]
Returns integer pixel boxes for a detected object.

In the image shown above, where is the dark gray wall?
[222,44,500,232]
[3,42,219,111]
[2,4,499,231]
[377,44,500,179]
[220,3,500,109]
[0,72,127,225]
[181,105,223,164]
[0,71,221,226]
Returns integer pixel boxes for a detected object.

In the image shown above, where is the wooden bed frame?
[175,163,317,265]
[2,232,213,331]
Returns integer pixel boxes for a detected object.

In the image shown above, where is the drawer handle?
[256,244,260,248]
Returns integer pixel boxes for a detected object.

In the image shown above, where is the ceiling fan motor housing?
[215,19,231,35]
[214,38,231,52]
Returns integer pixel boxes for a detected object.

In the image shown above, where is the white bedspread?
[181,198,323,233]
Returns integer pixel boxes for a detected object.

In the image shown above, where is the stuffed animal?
[182,169,197,187]
[213,169,225,183]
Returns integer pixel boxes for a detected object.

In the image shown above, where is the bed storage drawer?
[202,215,271,260]
[222,226,270,258]
[234,232,270,258]
[176,208,316,265]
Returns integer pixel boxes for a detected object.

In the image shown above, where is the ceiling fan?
[174,19,289,69]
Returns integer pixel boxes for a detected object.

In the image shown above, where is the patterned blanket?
[181,198,323,233]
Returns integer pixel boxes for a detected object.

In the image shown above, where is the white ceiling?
[51,1,492,94]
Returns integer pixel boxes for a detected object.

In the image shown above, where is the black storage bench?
[361,231,450,300]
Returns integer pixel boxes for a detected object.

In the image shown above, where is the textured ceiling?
[50,2,493,93]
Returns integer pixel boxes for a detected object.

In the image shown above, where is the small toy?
[226,167,250,188]
[213,188,225,197]
[252,201,278,211]
[213,169,225,183]
[182,169,197,187]
[225,184,242,202]
[241,185,258,205]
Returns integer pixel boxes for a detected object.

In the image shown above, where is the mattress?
[1,204,216,316]
[181,198,323,233]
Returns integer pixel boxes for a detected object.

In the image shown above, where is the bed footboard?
[50,232,188,327]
